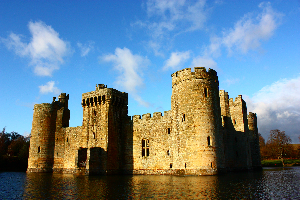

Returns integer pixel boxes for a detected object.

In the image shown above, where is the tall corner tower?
[171,67,225,175]
[28,93,70,173]
[28,103,56,172]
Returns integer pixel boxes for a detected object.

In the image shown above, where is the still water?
[1,167,300,199]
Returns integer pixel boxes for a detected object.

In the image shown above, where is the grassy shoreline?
[261,159,300,167]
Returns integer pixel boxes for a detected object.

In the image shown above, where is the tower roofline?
[171,67,218,86]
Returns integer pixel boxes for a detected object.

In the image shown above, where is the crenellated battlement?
[132,110,172,123]
[171,67,218,86]
[82,84,128,107]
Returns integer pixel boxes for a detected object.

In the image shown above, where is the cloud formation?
[1,21,70,76]
[146,0,207,38]
[246,76,300,143]
[134,0,208,55]
[77,41,94,57]
[163,51,190,71]
[101,47,150,107]
[39,81,62,95]
[187,2,282,80]
[207,2,282,57]
[155,2,282,73]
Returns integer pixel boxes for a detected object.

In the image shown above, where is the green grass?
[261,159,300,167]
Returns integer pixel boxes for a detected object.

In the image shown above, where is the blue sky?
[0,0,299,143]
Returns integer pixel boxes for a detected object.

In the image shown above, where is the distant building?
[27,67,261,175]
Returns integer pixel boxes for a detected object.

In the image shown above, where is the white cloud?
[246,76,300,143]
[222,2,281,55]
[146,0,207,35]
[191,56,218,70]
[134,0,208,55]
[1,21,70,76]
[203,2,282,58]
[189,2,281,82]
[101,47,150,107]
[163,51,190,71]
[39,81,62,95]
[77,41,94,57]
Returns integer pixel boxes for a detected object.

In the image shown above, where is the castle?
[27,67,261,175]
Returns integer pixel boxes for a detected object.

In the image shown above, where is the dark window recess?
[142,139,150,157]
[38,146,40,153]
[182,114,185,122]
[67,137,68,142]
[170,163,173,168]
[207,136,211,146]
[93,132,95,139]
[185,163,187,168]
[204,88,208,97]
[167,128,171,134]
[167,150,170,156]
[78,148,88,168]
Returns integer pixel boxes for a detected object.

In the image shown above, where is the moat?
[1,167,300,199]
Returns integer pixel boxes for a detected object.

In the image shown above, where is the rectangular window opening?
[207,136,211,146]
[142,139,149,157]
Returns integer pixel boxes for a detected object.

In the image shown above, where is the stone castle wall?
[27,67,261,175]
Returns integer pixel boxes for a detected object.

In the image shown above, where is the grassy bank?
[261,159,300,167]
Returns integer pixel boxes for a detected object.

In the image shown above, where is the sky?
[0,0,299,143]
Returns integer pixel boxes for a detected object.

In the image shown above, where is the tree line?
[259,129,300,160]
[0,127,30,171]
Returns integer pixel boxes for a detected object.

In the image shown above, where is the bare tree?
[267,129,292,165]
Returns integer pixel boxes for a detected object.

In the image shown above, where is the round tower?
[171,67,225,175]
[27,103,56,172]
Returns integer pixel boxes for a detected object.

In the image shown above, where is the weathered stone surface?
[27,68,261,175]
